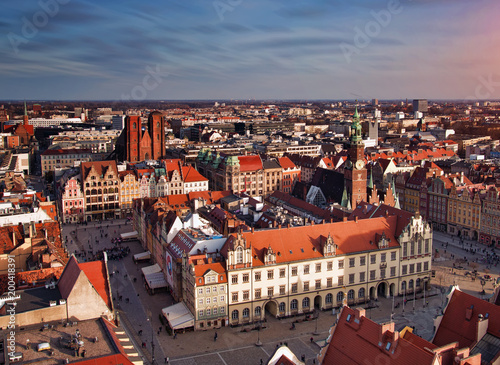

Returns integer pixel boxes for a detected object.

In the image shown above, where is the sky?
[1,0,500,101]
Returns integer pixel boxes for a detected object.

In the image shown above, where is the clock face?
[355,160,365,170]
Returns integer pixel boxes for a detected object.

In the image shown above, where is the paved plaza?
[61,220,500,364]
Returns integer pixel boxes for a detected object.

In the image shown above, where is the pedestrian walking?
[173,333,177,339]
[165,357,169,364]
[214,332,218,342]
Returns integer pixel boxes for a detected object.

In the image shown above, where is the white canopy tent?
[120,231,138,240]
[133,251,151,262]
[141,263,161,276]
[162,302,194,331]
[145,272,168,289]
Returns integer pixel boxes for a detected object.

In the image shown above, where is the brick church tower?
[118,111,167,162]
[344,107,367,209]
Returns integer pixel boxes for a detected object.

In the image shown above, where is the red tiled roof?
[79,260,112,310]
[223,216,399,266]
[193,261,227,286]
[349,202,414,237]
[278,156,297,169]
[238,155,263,172]
[181,166,208,183]
[322,306,436,365]
[81,160,118,181]
[40,203,58,220]
[433,288,500,349]
[0,267,64,294]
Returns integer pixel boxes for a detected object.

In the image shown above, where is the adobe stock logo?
[7,0,70,54]
[465,74,500,101]
[213,0,243,21]
[121,64,169,102]
[340,0,404,64]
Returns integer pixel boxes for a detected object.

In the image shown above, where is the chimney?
[460,172,464,184]
[207,257,212,264]
[354,216,358,223]
[356,307,366,318]
[251,227,254,233]
[477,314,489,341]
[343,216,348,222]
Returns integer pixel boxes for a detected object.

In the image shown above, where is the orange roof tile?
[322,306,436,365]
[278,156,297,169]
[181,166,208,183]
[79,260,112,310]
[223,216,399,266]
[238,155,263,172]
[433,289,500,349]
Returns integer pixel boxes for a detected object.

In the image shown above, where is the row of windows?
[233,252,398,277]
[230,292,358,320]
[198,307,225,317]
[231,268,399,303]
[401,262,429,275]
[198,296,225,305]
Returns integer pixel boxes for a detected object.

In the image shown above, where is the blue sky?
[1,0,499,100]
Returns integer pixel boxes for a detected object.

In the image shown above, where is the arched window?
[358,288,365,298]
[325,293,333,304]
[255,306,261,317]
[302,297,310,308]
[98,189,102,195]
[86,190,90,195]
[115,187,119,193]
[157,122,160,128]
[409,279,414,289]
[231,310,239,320]
[416,278,421,289]
[348,290,355,300]
[290,299,298,310]
[242,308,249,318]
[337,291,344,303]
[91,189,97,195]
[279,302,285,312]
[133,122,137,129]
[103,188,107,194]
[401,281,406,291]
[418,239,422,255]
[236,247,243,264]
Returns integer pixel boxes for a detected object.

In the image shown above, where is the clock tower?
[344,107,367,209]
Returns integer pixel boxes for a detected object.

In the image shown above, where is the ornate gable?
[227,231,252,269]
[321,233,337,257]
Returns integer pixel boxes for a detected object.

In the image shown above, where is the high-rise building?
[413,99,428,113]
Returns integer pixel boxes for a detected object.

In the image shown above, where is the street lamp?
[423,277,429,307]
[255,321,262,347]
[313,309,319,335]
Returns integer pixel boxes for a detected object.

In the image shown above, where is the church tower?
[344,107,367,209]
[148,111,166,160]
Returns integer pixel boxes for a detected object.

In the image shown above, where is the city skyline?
[1,0,500,101]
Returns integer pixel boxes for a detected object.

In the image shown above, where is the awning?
[133,251,151,261]
[141,264,161,276]
[120,231,138,239]
[162,302,194,330]
[145,272,168,289]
